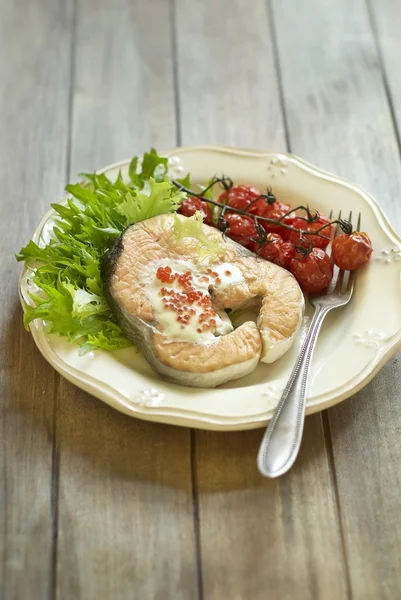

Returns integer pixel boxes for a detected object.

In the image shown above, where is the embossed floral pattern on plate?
[267,156,288,178]
[375,248,401,263]
[131,388,165,408]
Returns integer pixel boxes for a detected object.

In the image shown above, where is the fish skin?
[102,214,304,388]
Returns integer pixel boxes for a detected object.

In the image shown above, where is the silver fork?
[257,211,360,478]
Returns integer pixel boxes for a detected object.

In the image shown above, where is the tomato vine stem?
[172,178,352,246]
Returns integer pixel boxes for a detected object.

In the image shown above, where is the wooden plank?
[175,0,286,150]
[70,0,176,175]
[56,389,197,599]
[272,0,401,597]
[55,1,198,599]
[195,417,348,600]
[176,1,348,598]
[368,0,401,143]
[272,0,401,220]
[0,1,73,598]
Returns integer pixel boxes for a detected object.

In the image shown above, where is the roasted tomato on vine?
[255,233,296,269]
[332,232,372,270]
[246,187,276,216]
[218,185,262,211]
[255,202,294,238]
[290,248,333,294]
[220,213,257,249]
[178,197,212,225]
[287,215,333,250]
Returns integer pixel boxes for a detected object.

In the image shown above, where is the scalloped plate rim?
[18,145,401,431]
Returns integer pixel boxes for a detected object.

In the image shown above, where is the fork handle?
[257,305,330,478]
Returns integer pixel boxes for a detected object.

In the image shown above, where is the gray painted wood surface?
[1,0,401,598]
[273,1,401,597]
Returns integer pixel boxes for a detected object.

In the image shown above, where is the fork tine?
[325,211,342,291]
[335,210,343,235]
[335,210,355,294]
[346,210,356,293]
[326,210,340,260]
[334,268,345,293]
[332,210,350,293]
[346,270,356,294]
[356,212,361,232]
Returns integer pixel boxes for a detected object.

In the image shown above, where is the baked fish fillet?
[102,213,304,388]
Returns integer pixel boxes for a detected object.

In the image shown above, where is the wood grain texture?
[272,0,401,222]
[175,0,286,150]
[0,1,73,599]
[176,1,348,598]
[195,417,348,600]
[55,1,198,599]
[56,389,197,600]
[369,0,401,143]
[70,0,177,176]
[272,0,401,597]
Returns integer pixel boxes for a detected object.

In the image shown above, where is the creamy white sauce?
[145,260,243,343]
[214,309,234,336]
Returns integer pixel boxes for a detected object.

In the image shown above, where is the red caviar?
[156,265,222,333]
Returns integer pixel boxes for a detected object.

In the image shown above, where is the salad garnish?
[16,148,373,354]
[17,149,185,353]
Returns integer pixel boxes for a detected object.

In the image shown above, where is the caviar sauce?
[146,260,243,343]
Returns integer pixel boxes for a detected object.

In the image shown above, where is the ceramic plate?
[18,146,401,430]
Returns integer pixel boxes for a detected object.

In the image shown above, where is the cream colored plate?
[18,146,401,430]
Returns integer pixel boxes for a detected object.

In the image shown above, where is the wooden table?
[2,1,401,598]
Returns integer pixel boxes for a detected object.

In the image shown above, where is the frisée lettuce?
[173,211,225,263]
[16,149,186,354]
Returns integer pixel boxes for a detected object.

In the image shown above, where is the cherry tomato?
[290,248,333,293]
[218,186,296,241]
[218,185,262,211]
[255,234,296,269]
[247,196,276,217]
[178,197,213,225]
[275,213,299,241]
[254,233,282,257]
[256,202,293,238]
[288,215,333,250]
[276,242,297,269]
[332,232,372,270]
[249,199,288,218]
[220,213,257,249]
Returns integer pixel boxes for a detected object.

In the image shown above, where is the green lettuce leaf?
[117,178,185,225]
[139,148,168,182]
[176,173,191,189]
[173,211,225,263]
[17,149,186,353]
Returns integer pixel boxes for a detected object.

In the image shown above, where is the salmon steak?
[102,213,304,388]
